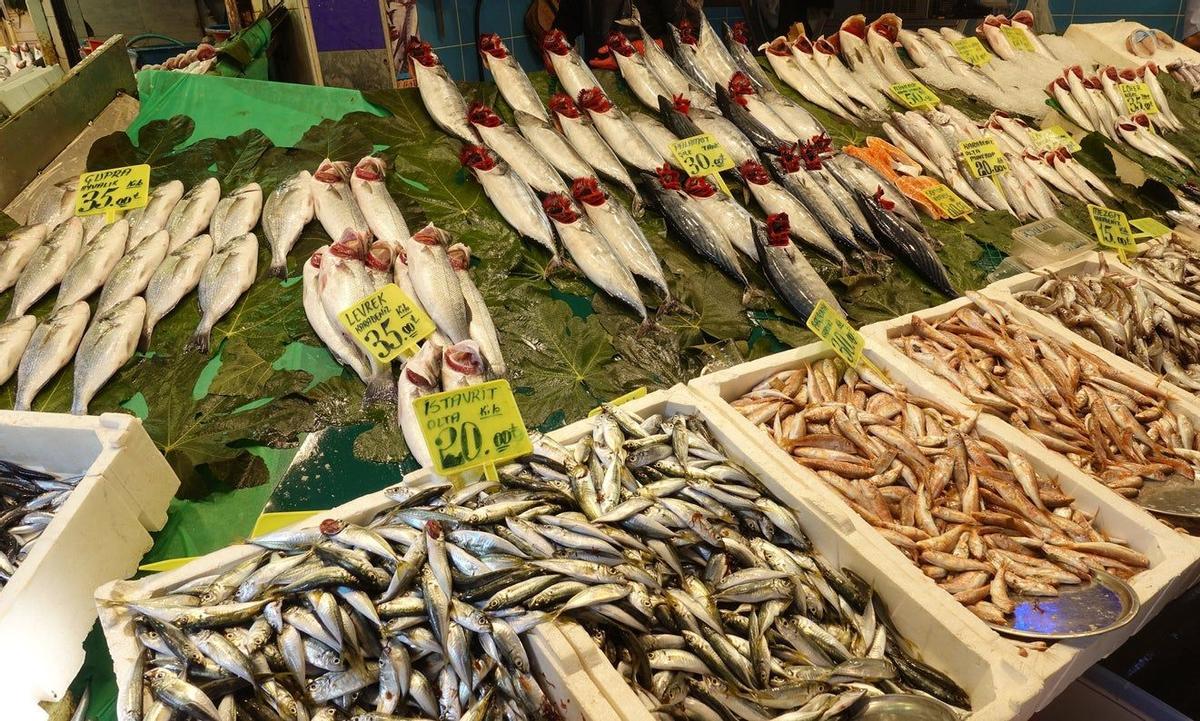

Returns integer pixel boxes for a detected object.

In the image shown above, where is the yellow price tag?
[74,164,151,218]
[1118,82,1159,116]
[889,82,940,109]
[338,283,435,363]
[414,379,532,477]
[1130,217,1171,238]
[806,300,864,367]
[1029,126,1082,153]
[1000,25,1036,53]
[251,511,320,538]
[959,137,1009,179]
[1088,204,1136,259]
[139,557,199,573]
[922,184,973,219]
[588,387,648,417]
[670,133,734,177]
[953,37,992,66]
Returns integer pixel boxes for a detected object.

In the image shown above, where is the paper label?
[338,283,435,363]
[959,137,1010,178]
[953,37,992,66]
[1118,82,1160,116]
[670,133,734,177]
[1029,126,1082,153]
[1001,25,1036,53]
[414,379,532,476]
[807,300,863,367]
[1130,217,1171,238]
[922,184,973,219]
[74,164,151,217]
[588,387,648,417]
[1088,204,1136,256]
[890,82,940,109]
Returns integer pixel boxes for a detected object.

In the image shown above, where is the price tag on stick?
[1119,82,1159,115]
[890,82,940,110]
[922,183,973,220]
[75,164,151,223]
[1000,25,1036,53]
[959,137,1009,179]
[415,379,533,480]
[953,37,992,66]
[1130,217,1171,239]
[338,283,435,363]
[1088,204,1137,260]
[671,133,734,195]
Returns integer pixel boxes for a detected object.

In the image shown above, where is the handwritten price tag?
[415,379,532,477]
[74,164,151,218]
[1130,217,1171,238]
[890,82,940,109]
[1029,126,1082,153]
[922,184,973,219]
[338,283,435,363]
[953,37,992,66]
[807,300,864,367]
[1001,25,1036,53]
[959,137,1010,179]
[1118,82,1159,116]
[1088,204,1136,259]
[670,133,733,177]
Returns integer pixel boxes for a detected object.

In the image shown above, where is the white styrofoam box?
[688,340,1200,717]
[97,481,619,721]
[0,410,179,721]
[521,385,1029,721]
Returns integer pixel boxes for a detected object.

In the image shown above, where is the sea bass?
[571,177,669,297]
[128,180,184,248]
[97,229,169,314]
[303,245,372,383]
[263,170,315,278]
[9,217,83,319]
[0,224,47,293]
[478,34,548,122]
[71,296,145,414]
[458,145,558,263]
[408,39,480,144]
[404,225,472,342]
[468,102,568,195]
[351,157,410,249]
[164,178,220,251]
[0,315,36,386]
[210,183,263,249]
[316,234,394,404]
[56,219,129,307]
[190,233,258,353]
[143,234,215,348]
[312,159,371,241]
[446,244,505,376]
[397,339,442,468]
[14,302,89,411]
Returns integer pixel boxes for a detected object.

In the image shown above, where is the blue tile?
[462,45,484,82]
[509,34,543,73]
[478,0,512,39]
[1050,14,1073,31]
[417,0,461,46]
[509,0,531,38]
[1048,0,1073,15]
[438,44,466,80]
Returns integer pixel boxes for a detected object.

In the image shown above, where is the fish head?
[872,187,896,211]
[1132,112,1152,129]
[815,35,840,55]
[446,242,471,270]
[407,38,439,67]
[444,340,487,375]
[478,33,507,59]
[570,177,607,207]
[549,93,581,119]
[467,101,503,128]
[353,156,387,181]
[655,164,683,190]
[308,248,325,270]
[1102,66,1119,82]
[458,144,497,171]
[840,15,867,39]
[675,20,697,45]
[682,176,716,198]
[1120,67,1139,82]
[542,29,572,56]
[738,160,770,185]
[1067,64,1084,79]
[670,94,691,115]
[790,35,814,55]
[1012,9,1035,25]
[577,87,613,113]
[1144,61,1160,75]
[764,36,792,56]
[319,518,345,536]
[331,229,369,259]
[727,71,757,99]
[765,213,791,246]
[314,159,350,184]
[728,21,750,47]
[1082,77,1101,90]
[412,224,451,247]
[868,13,901,44]
[777,144,803,173]
[367,240,392,271]
[605,31,635,57]
[541,193,580,223]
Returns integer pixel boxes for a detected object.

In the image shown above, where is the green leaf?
[208,128,274,190]
[296,119,374,162]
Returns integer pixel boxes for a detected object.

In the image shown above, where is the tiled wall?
[1046,0,1190,38]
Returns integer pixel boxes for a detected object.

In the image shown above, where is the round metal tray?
[988,569,1140,640]
[850,694,959,721]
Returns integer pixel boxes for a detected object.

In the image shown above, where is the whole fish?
[644,168,746,286]
[351,157,410,248]
[442,339,489,389]
[541,29,602,100]
[738,160,846,266]
[210,183,263,249]
[812,35,887,115]
[0,224,48,293]
[629,112,681,168]
[514,109,594,182]
[97,229,169,314]
[164,178,220,251]
[1045,77,1094,132]
[725,74,802,144]
[397,339,442,468]
[408,39,479,143]
[468,102,568,195]
[549,94,641,203]
[143,234,215,348]
[576,88,664,174]
[826,154,921,225]
[14,302,90,411]
[0,315,36,386]
[666,22,716,92]
[696,15,739,87]
[81,214,116,246]
[189,233,258,354]
[312,159,371,244]
[478,33,547,121]
[570,177,670,297]
[605,31,670,110]
[755,215,841,320]
[541,193,647,319]
[622,10,716,113]
[446,243,505,376]
[658,95,758,168]
[767,149,870,256]
[128,180,185,248]
[715,84,788,151]
[678,175,756,259]
[847,182,957,297]
[404,224,472,342]
[263,170,315,278]
[71,297,145,414]
[767,37,857,123]
[27,179,77,230]
[866,14,918,85]
[458,145,558,263]
[838,15,894,96]
[9,217,83,319]
[303,245,372,383]
[56,219,129,307]
[976,15,1016,60]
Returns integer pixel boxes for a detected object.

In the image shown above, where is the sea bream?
[678,175,756,259]
[541,193,647,319]
[541,29,602,101]
[404,224,472,342]
[396,339,441,468]
[576,88,665,174]
[351,156,410,249]
[9,217,83,319]
[570,177,670,298]
[605,31,669,110]
[0,224,47,293]
[127,180,184,248]
[189,232,259,354]
[478,33,547,122]
[737,160,846,267]
[303,244,373,385]
[447,244,505,376]
[645,167,746,286]
[312,159,371,241]
[143,234,215,348]
[97,229,169,314]
[164,178,220,251]
[210,182,263,249]
[657,95,757,168]
[71,296,145,414]
[0,315,36,386]
[514,109,593,183]
[459,145,559,263]
[14,301,89,411]
[56,219,129,307]
[725,22,773,92]
[263,170,315,278]
[755,214,842,321]
[408,39,479,144]
[26,179,77,231]
[468,102,568,195]
[548,94,641,203]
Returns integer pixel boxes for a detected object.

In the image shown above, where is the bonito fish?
[468,102,568,195]
[738,160,846,266]
[549,94,641,203]
[658,95,758,168]
[14,301,89,411]
[459,145,559,264]
[645,166,746,286]
[577,88,664,174]
[514,109,593,184]
[263,170,315,278]
[9,217,83,319]
[755,214,842,320]
[143,234,215,348]
[541,29,602,101]
[71,296,145,414]
[605,31,670,110]
[570,177,669,297]
[542,193,647,319]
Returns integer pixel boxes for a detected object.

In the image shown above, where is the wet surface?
[1000,572,1137,639]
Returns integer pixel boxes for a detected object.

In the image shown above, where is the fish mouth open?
[446,242,471,271]
[577,87,613,113]
[366,241,392,271]
[541,193,580,223]
[467,102,503,128]
[655,164,683,190]
[571,177,606,207]
[549,93,581,118]
[840,15,867,39]
[765,213,791,246]
[868,14,901,44]
[407,38,438,67]
[314,160,350,184]
[542,29,571,56]
[330,230,369,259]
[815,35,840,55]
[459,145,496,171]
[766,37,792,57]
[605,31,635,57]
[478,33,506,59]
[444,341,486,374]
[353,157,386,182]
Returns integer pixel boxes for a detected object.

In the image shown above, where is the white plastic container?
[689,340,1200,718]
[0,411,179,721]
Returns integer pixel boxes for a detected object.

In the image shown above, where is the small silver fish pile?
[891,293,1200,506]
[729,357,1150,631]
[0,459,80,588]
[1129,235,1200,306]
[1014,261,1200,394]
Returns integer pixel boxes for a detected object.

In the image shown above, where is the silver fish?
[303,245,372,383]
[351,157,409,250]
[210,183,263,249]
[739,161,845,266]
[442,339,489,390]
[755,216,841,321]
[316,235,393,403]
[571,177,670,297]
[479,34,548,122]
[97,229,169,314]
[576,88,664,174]
[404,224,471,343]
[129,180,185,248]
[0,224,48,293]
[71,296,145,414]
[9,217,83,319]
[550,94,641,202]
[143,234,215,348]
[14,301,90,411]
[541,29,602,100]
[514,110,593,183]
[410,42,480,144]
[164,178,220,251]
[56,219,129,307]
[447,243,505,376]
[469,102,567,196]
[606,31,671,110]
[189,232,258,354]
[459,145,558,263]
[27,179,78,230]
[397,338,442,468]
[312,159,371,242]
[263,170,315,278]
[0,315,36,387]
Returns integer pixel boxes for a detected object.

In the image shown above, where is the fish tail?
[186,326,212,354]
[70,396,87,415]
[13,396,30,412]
[364,372,396,407]
[269,258,288,279]
[630,190,646,219]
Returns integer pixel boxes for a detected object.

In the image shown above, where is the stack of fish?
[1166,60,1200,93]
[1012,261,1200,394]
[728,357,1150,631]
[1129,235,1200,305]
[0,459,81,589]
[105,406,972,721]
[981,111,1117,208]
[889,293,1200,504]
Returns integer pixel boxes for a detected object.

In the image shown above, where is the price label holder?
[1029,126,1082,153]
[1088,204,1137,261]
[338,283,435,363]
[953,37,992,66]
[959,137,1010,179]
[75,164,151,223]
[1130,217,1171,239]
[922,183,973,220]
[1000,25,1036,53]
[414,379,532,481]
[588,386,648,417]
[670,133,734,195]
[806,300,888,379]
[890,82,940,110]
[1118,82,1159,116]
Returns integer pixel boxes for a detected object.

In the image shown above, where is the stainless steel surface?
[851,694,958,721]
[988,570,1141,641]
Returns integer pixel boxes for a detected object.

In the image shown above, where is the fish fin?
[70,398,86,415]
[364,373,396,407]
[269,261,288,279]
[630,190,646,219]
[186,327,212,354]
